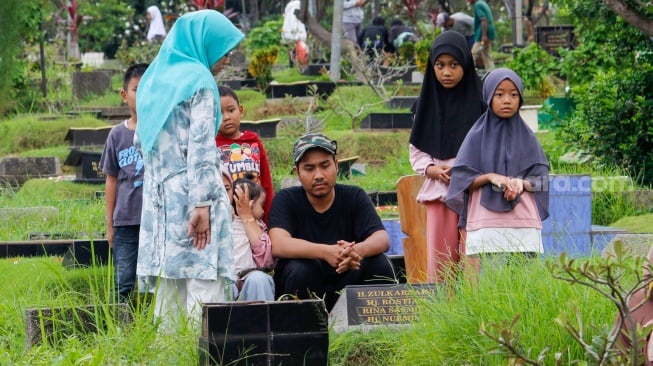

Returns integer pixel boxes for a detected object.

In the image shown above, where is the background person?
[469,0,496,70]
[146,5,167,43]
[343,0,365,43]
[135,10,244,328]
[269,133,396,312]
[436,11,475,50]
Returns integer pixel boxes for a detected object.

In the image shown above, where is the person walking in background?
[216,85,274,224]
[436,11,475,50]
[146,5,167,43]
[358,16,390,60]
[469,0,496,70]
[281,0,309,68]
[100,63,148,303]
[409,31,485,284]
[343,0,365,43]
[135,10,244,329]
[446,68,550,281]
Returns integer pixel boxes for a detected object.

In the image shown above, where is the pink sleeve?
[250,221,276,268]
[409,144,438,176]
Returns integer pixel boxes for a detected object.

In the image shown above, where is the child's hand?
[427,164,452,184]
[503,178,524,201]
[234,184,253,217]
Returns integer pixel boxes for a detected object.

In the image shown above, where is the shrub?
[561,64,653,186]
[506,43,556,98]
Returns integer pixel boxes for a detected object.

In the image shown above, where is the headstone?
[63,149,105,183]
[0,157,61,176]
[329,283,436,333]
[25,303,132,348]
[81,52,105,67]
[72,71,111,100]
[535,25,576,56]
[199,300,328,366]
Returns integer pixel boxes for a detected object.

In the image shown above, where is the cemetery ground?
[1,74,653,364]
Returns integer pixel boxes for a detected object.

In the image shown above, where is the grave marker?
[199,300,328,366]
[329,283,436,332]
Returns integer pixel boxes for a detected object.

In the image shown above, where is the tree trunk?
[602,0,653,37]
[298,0,367,78]
[247,0,259,25]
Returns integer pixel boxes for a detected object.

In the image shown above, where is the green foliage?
[0,0,42,116]
[413,36,433,74]
[506,43,557,98]
[78,0,132,58]
[115,39,161,68]
[560,65,653,185]
[245,18,283,57]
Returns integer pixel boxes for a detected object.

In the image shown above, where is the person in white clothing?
[146,5,167,43]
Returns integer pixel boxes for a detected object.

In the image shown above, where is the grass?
[611,213,653,233]
[0,255,622,364]
[1,62,652,363]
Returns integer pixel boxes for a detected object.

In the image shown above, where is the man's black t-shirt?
[269,184,384,245]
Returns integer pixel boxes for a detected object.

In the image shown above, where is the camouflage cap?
[292,133,337,163]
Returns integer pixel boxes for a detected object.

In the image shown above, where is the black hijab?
[409,31,485,159]
[445,68,550,226]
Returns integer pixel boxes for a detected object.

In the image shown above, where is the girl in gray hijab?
[445,68,549,278]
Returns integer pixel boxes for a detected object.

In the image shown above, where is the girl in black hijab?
[408,31,485,283]
[445,68,549,278]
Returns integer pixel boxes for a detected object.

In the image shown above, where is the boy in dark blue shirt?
[99,63,148,302]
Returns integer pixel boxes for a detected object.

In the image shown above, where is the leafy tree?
[551,0,653,185]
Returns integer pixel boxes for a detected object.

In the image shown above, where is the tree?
[602,0,653,37]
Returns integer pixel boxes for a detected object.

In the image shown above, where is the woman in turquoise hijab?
[135,10,244,328]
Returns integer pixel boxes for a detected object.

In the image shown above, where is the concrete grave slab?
[25,303,132,349]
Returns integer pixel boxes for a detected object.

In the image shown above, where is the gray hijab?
[445,68,549,227]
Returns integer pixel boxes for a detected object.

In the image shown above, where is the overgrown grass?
[0,255,622,364]
[0,114,106,156]
[0,179,104,241]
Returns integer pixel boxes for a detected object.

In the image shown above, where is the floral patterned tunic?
[136,89,234,283]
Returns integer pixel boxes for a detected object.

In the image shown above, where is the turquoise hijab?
[136,10,244,153]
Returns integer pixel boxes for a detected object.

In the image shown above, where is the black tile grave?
[61,240,110,268]
[0,240,72,258]
[64,126,112,147]
[266,81,336,99]
[385,96,418,109]
[200,300,328,366]
[301,63,330,76]
[337,156,358,179]
[360,112,413,129]
[64,149,105,183]
[239,118,280,138]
